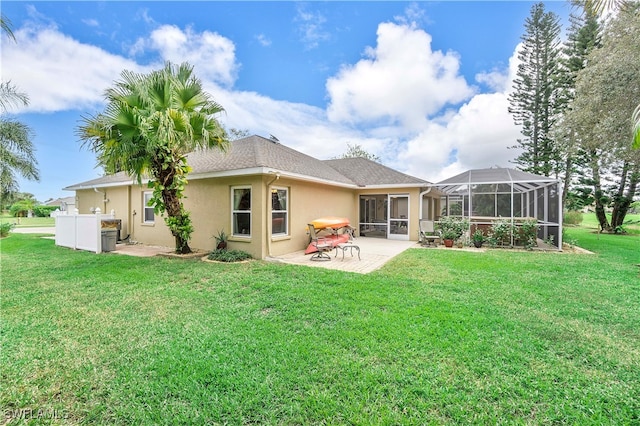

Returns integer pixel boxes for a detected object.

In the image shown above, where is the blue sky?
[2,1,571,202]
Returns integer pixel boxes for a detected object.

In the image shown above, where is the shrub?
[488,219,515,247]
[207,249,252,263]
[9,201,31,217]
[518,219,539,250]
[0,222,15,237]
[436,216,468,241]
[563,210,583,226]
[33,205,59,217]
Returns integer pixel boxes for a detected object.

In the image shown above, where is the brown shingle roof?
[187,135,354,184]
[65,135,427,190]
[64,171,134,190]
[324,157,429,187]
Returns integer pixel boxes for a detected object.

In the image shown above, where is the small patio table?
[334,242,361,261]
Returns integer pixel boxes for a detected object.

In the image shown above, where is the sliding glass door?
[359,195,387,238]
[388,194,409,240]
[359,194,409,240]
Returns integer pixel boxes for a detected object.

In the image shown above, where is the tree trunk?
[155,160,192,254]
[162,187,192,254]
[561,155,573,209]
[611,163,639,231]
[589,150,610,232]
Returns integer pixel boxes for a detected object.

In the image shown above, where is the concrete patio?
[266,237,419,274]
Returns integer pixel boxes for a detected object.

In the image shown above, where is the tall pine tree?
[554,6,602,208]
[556,4,640,232]
[508,2,562,177]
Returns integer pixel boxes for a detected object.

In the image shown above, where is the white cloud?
[294,4,330,50]
[1,24,143,113]
[394,91,521,183]
[394,2,428,26]
[475,69,508,92]
[2,21,240,112]
[82,18,99,28]
[143,25,239,87]
[393,47,522,183]
[210,85,375,160]
[255,34,271,47]
[137,8,156,25]
[326,22,475,131]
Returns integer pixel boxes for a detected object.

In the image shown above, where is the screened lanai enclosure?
[427,168,563,249]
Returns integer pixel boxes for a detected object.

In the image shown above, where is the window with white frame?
[232,186,251,237]
[143,192,154,223]
[271,187,288,236]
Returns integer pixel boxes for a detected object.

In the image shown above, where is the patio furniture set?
[307,218,361,262]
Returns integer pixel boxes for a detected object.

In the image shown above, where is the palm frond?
[1,14,16,42]
[0,118,39,182]
[0,81,29,113]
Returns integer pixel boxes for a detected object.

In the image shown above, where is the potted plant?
[472,229,484,248]
[437,216,468,248]
[214,229,228,250]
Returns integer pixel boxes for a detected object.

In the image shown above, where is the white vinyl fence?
[55,208,115,253]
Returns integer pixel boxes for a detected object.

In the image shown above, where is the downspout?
[127,185,133,243]
[266,172,281,257]
[419,186,432,220]
[94,187,109,210]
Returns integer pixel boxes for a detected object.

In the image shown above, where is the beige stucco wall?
[76,189,104,214]
[185,175,357,258]
[74,176,433,259]
[183,175,264,258]
[76,186,134,242]
[268,178,356,257]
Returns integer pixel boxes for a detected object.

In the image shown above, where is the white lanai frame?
[430,168,563,249]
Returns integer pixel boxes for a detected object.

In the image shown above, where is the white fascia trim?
[190,167,359,189]
[362,183,426,190]
[64,179,149,191]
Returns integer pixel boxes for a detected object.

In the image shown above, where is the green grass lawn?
[1,220,639,424]
[577,211,640,235]
[0,214,55,228]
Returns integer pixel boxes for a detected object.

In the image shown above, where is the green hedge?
[32,205,60,217]
[563,210,583,225]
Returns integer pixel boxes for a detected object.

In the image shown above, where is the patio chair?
[419,220,440,246]
[308,224,332,261]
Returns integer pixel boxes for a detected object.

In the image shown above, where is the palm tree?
[78,62,228,254]
[0,119,39,199]
[1,17,39,205]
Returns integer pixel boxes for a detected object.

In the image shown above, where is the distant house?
[45,196,76,212]
[64,135,439,259]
